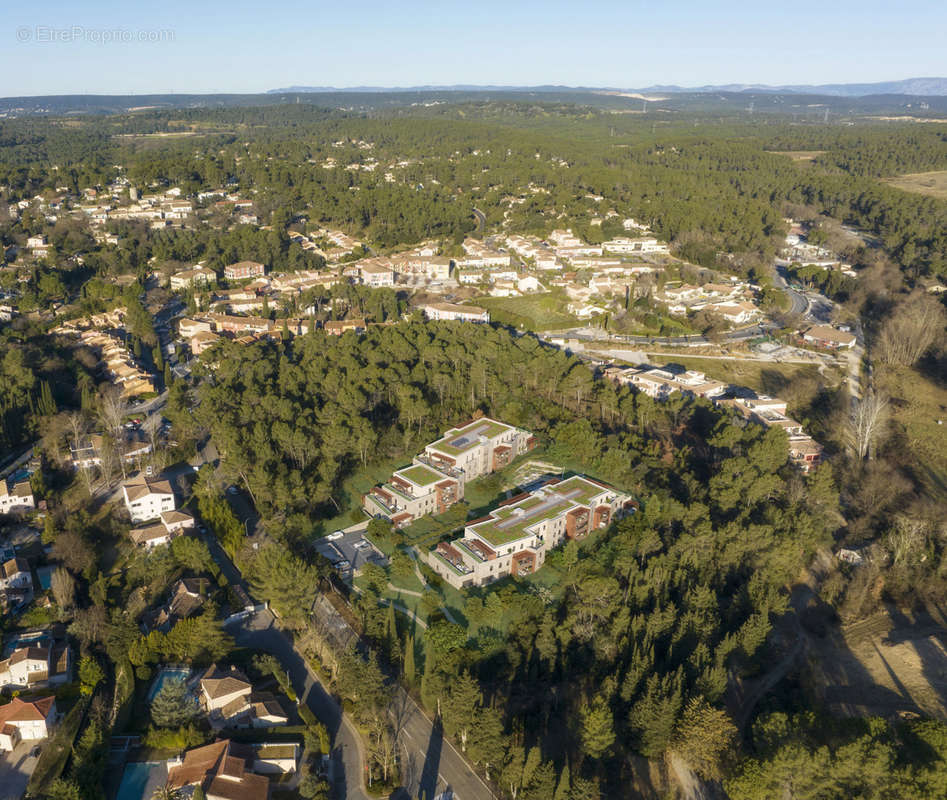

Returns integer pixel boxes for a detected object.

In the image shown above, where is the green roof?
[428,418,514,456]
[469,475,609,547]
[397,464,443,487]
[433,551,469,577]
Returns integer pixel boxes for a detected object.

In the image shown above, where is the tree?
[248,543,319,629]
[51,529,96,577]
[151,787,180,800]
[79,656,105,695]
[442,671,482,751]
[671,698,737,781]
[581,695,615,759]
[51,567,76,615]
[403,632,416,685]
[45,779,82,800]
[851,389,889,461]
[150,678,197,728]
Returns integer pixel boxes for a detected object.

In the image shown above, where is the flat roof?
[428,418,514,457]
[397,464,443,487]
[469,475,610,547]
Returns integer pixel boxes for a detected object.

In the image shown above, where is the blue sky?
[3,0,945,95]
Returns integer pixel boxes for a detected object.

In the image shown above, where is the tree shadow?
[417,716,444,800]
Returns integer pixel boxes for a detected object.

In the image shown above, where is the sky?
[2,0,945,96]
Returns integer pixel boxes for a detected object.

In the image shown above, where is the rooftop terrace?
[428,418,514,457]
[397,464,444,487]
[469,475,609,547]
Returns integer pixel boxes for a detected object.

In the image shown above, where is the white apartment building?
[603,237,669,255]
[608,365,727,401]
[422,302,490,323]
[430,475,634,589]
[364,417,536,528]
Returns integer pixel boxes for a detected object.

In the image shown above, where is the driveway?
[0,741,39,800]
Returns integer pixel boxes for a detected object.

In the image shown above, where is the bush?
[297,703,318,728]
[142,723,207,751]
[135,665,152,682]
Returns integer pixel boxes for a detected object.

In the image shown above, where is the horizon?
[3,0,945,96]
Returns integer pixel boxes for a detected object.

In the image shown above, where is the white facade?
[122,474,176,523]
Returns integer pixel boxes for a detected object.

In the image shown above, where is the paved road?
[471,207,486,237]
[228,609,371,800]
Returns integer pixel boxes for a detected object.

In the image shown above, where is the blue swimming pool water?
[146,667,191,702]
[116,762,161,800]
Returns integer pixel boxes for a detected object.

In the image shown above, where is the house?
[144,578,207,632]
[200,665,253,717]
[0,644,72,689]
[128,509,194,549]
[0,480,35,515]
[422,303,490,323]
[702,301,761,326]
[191,331,222,355]
[0,696,56,751]
[166,739,270,800]
[802,325,857,349]
[122,473,175,523]
[70,432,152,469]
[223,261,265,281]
[170,267,216,291]
[429,475,634,589]
[608,364,726,401]
[364,417,535,527]
[323,318,366,336]
[1,558,32,592]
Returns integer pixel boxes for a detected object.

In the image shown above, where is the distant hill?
[637,77,947,97]
[269,78,947,98]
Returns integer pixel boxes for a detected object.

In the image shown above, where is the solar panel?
[494,487,583,530]
[449,422,491,449]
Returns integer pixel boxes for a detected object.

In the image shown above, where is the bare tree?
[51,567,76,616]
[875,293,946,367]
[852,389,889,461]
[97,389,129,478]
[142,413,162,455]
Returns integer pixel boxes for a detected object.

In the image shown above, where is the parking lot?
[0,741,39,800]
[313,529,387,577]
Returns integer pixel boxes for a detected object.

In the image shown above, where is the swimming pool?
[116,762,166,800]
[146,667,191,702]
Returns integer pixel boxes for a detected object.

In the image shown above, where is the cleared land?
[875,364,947,499]
[475,293,580,331]
[771,150,827,162]
[883,170,947,199]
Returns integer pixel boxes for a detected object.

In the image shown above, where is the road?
[204,527,493,800]
[471,207,486,237]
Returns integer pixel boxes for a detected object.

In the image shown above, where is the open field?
[875,364,947,500]
[883,170,947,199]
[475,293,580,331]
[771,150,827,162]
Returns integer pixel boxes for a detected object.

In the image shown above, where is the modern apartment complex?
[429,475,635,589]
[363,417,536,528]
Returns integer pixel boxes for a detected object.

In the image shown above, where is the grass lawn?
[875,364,947,500]
[475,292,580,331]
[312,455,408,536]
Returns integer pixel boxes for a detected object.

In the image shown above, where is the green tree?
[581,695,615,759]
[671,698,737,781]
[150,678,197,728]
[78,656,105,695]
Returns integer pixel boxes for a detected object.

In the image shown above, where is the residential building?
[0,480,35,515]
[0,644,71,689]
[323,318,366,336]
[357,260,395,287]
[129,509,194,549]
[166,739,271,800]
[607,364,727,401]
[719,394,823,473]
[0,558,32,592]
[122,473,175,523]
[429,475,634,589]
[802,325,857,349]
[70,432,152,470]
[170,267,216,290]
[223,261,265,281]
[144,578,207,632]
[364,417,535,527]
[200,664,252,717]
[422,302,490,323]
[0,696,56,751]
[602,237,669,255]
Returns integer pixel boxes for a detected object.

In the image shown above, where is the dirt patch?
[805,606,947,720]
[883,170,947,199]
[771,150,826,162]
